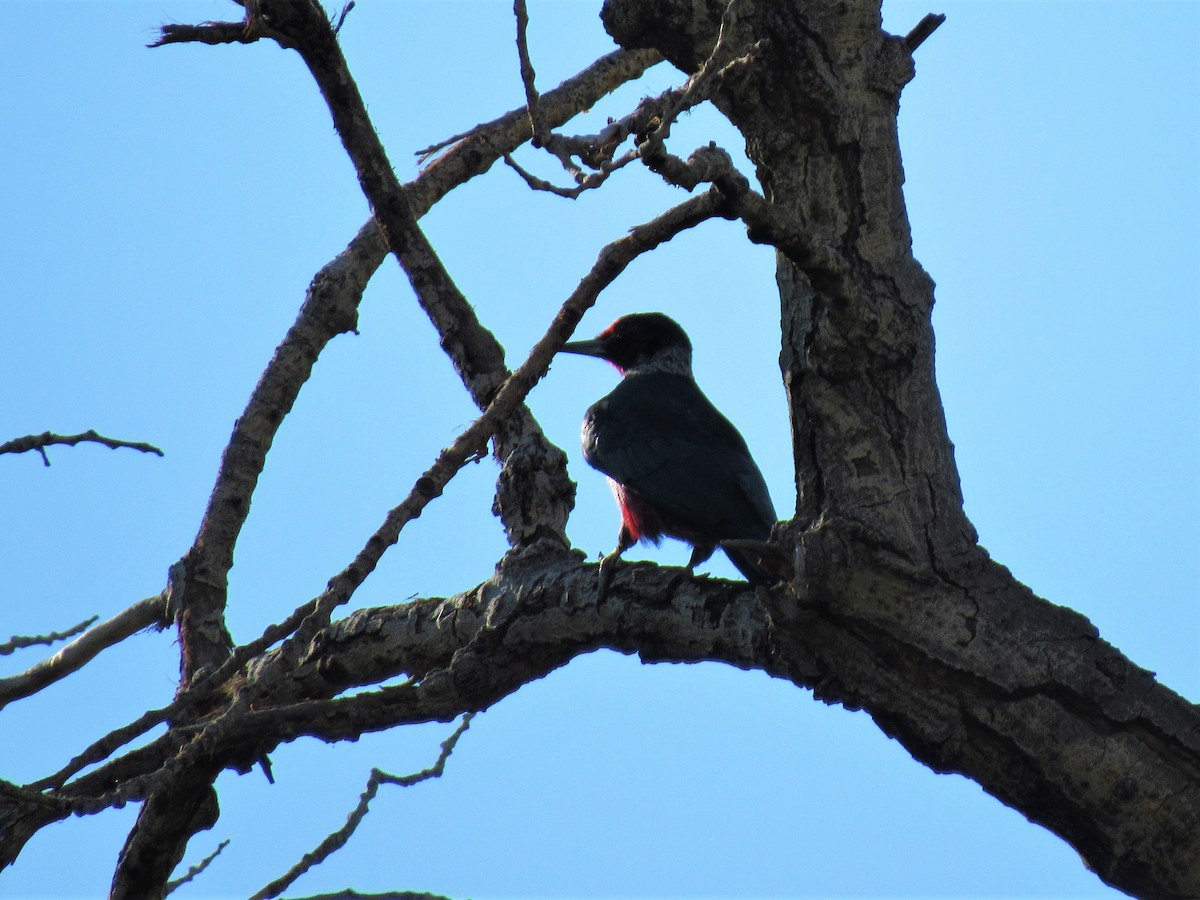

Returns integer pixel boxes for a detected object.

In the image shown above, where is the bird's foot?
[597,551,624,603]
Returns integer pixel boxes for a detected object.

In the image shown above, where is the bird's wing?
[582,373,776,541]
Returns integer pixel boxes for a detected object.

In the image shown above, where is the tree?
[1,1,1196,898]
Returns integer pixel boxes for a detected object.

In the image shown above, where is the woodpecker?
[560,312,777,584]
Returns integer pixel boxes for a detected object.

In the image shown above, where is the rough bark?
[15,549,1195,897]
[601,1,1200,896]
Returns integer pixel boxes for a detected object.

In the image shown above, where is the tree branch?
[249,551,1200,899]
[0,188,727,874]
[154,22,658,560]
[600,1,1200,894]
[249,715,473,900]
[0,616,97,657]
[512,0,543,143]
[0,430,163,466]
[149,38,660,684]
[499,13,763,198]
[0,596,167,709]
[409,46,660,185]
[245,187,727,674]
[9,40,661,891]
[151,20,259,48]
[253,0,578,551]
[165,839,228,895]
[905,12,946,52]
[18,536,1195,898]
[7,544,1197,897]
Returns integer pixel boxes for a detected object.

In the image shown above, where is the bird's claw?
[597,551,623,603]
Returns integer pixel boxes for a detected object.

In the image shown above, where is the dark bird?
[560,312,777,584]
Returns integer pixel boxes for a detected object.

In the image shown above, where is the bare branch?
[0,595,166,709]
[254,188,728,669]
[240,550,1200,900]
[249,715,473,900]
[0,616,97,656]
[499,16,764,200]
[413,126,476,165]
[166,200,376,684]
[166,839,229,895]
[7,529,1196,896]
[499,149,588,196]
[496,145,637,198]
[905,13,946,52]
[646,0,757,146]
[12,189,725,826]
[0,430,163,466]
[635,140,853,298]
[151,20,259,48]
[31,702,176,792]
[26,42,657,820]
[512,0,543,142]
[139,41,660,688]
[411,47,660,172]
[159,0,578,555]
[0,778,72,813]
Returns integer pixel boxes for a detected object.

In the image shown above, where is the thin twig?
[638,140,852,298]
[512,0,543,143]
[63,693,250,817]
[0,596,167,710]
[0,430,163,466]
[650,0,750,145]
[166,839,230,894]
[497,147,636,198]
[1,38,668,870]
[31,701,176,791]
[500,13,764,201]
[413,126,476,165]
[332,1,355,35]
[276,188,729,656]
[0,616,98,656]
[23,186,709,786]
[249,714,474,900]
[500,149,586,196]
[0,778,73,812]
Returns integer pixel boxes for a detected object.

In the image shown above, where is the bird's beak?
[559,339,608,359]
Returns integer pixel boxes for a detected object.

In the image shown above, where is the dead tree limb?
[0,430,163,466]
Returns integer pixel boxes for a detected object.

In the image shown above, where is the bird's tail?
[721,543,780,587]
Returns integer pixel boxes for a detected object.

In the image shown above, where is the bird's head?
[560,312,693,376]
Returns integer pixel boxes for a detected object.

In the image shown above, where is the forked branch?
[248,714,473,900]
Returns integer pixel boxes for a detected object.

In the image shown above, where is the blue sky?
[1,1,1196,898]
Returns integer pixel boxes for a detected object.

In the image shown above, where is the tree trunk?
[601,1,1200,896]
